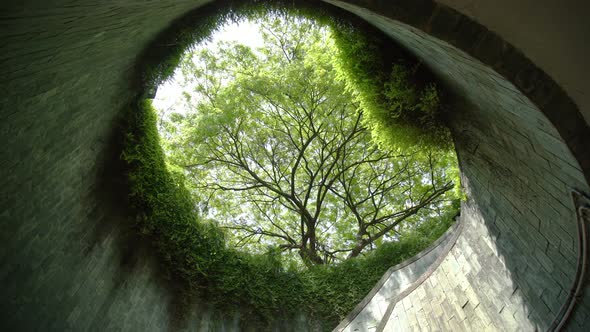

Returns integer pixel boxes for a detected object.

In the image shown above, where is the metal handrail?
[549,190,589,331]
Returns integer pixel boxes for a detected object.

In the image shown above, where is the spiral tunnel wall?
[1,0,589,330]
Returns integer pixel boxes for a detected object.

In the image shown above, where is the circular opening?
[152,14,460,267]
[124,2,464,327]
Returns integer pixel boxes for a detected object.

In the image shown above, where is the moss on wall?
[122,98,455,327]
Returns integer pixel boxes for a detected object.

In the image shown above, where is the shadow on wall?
[45,1,590,330]
[84,114,197,331]
[336,219,463,331]
[323,0,590,330]
[1,0,589,331]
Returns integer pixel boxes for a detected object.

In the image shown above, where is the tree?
[160,14,457,266]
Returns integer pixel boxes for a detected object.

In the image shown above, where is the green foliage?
[122,100,226,277]
[142,0,451,148]
[123,100,457,327]
[162,14,458,266]
[330,28,451,150]
[125,0,461,328]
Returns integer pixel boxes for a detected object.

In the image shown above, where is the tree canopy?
[157,14,459,266]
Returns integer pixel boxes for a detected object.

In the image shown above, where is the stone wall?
[382,202,544,331]
[0,1,250,330]
[2,0,589,331]
[328,1,590,330]
[437,0,590,124]
[336,217,463,331]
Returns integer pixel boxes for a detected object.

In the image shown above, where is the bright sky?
[152,20,264,113]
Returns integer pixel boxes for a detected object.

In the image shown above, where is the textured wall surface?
[437,0,590,124]
[0,1,253,331]
[328,1,590,330]
[382,203,542,331]
[0,3,316,331]
[337,219,462,331]
[1,0,589,331]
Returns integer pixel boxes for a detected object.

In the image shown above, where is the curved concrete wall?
[1,0,589,331]
[336,217,463,331]
[327,1,590,330]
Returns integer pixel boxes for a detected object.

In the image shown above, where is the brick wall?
[0,1,323,330]
[0,1,249,330]
[2,0,589,331]
[338,221,462,331]
[328,1,590,330]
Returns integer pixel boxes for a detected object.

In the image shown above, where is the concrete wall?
[1,0,589,331]
[328,1,590,330]
[0,1,260,331]
[336,218,463,331]
[437,0,590,124]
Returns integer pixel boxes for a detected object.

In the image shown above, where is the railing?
[549,190,590,331]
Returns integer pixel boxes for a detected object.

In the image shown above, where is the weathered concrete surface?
[2,0,590,331]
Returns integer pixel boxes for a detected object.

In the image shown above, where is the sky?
[152,20,264,114]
